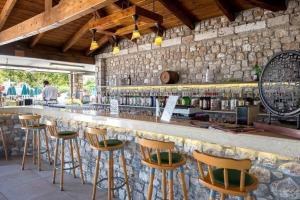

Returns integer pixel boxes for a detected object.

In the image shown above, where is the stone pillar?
[70,73,83,99]
[95,56,106,103]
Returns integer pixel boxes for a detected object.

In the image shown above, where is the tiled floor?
[0,157,108,200]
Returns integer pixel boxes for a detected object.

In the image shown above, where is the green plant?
[253,64,262,77]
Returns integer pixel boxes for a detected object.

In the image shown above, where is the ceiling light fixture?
[131,14,141,40]
[90,29,99,51]
[154,23,163,46]
[112,36,120,55]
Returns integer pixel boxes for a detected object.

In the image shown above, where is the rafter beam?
[214,0,235,21]
[30,0,53,48]
[29,33,45,48]
[158,0,194,29]
[89,6,163,30]
[248,0,287,12]
[0,0,116,46]
[62,18,93,52]
[0,42,95,64]
[0,0,17,31]
[115,22,156,36]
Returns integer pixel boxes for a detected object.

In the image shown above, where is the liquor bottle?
[230,91,238,111]
[127,75,132,85]
[238,90,245,107]
[253,91,261,106]
[221,91,229,110]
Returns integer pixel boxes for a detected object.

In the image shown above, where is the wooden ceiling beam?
[0,0,17,31]
[62,10,107,52]
[214,0,235,21]
[89,6,163,30]
[30,0,53,48]
[115,22,156,36]
[248,0,287,12]
[157,0,194,29]
[0,0,116,46]
[0,42,95,64]
[29,33,45,48]
[62,19,93,52]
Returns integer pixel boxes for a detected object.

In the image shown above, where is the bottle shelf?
[99,82,258,90]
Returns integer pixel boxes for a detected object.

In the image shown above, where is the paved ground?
[0,157,108,200]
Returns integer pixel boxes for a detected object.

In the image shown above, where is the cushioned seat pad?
[151,152,182,164]
[213,168,254,187]
[99,139,122,147]
[58,131,77,135]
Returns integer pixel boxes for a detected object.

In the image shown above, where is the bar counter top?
[1,105,300,158]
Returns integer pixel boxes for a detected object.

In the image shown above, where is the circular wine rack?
[259,51,300,117]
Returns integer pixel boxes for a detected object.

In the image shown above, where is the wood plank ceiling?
[0,0,287,64]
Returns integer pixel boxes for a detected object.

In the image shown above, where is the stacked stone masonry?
[96,0,300,94]
[2,114,300,200]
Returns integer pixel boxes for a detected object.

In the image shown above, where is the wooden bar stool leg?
[0,128,8,160]
[161,170,167,200]
[60,139,65,191]
[52,138,59,184]
[246,193,253,200]
[92,151,101,200]
[121,149,131,200]
[32,130,36,165]
[75,138,84,184]
[168,170,174,200]
[69,139,76,178]
[21,130,29,170]
[147,168,155,200]
[43,128,51,165]
[37,130,41,171]
[221,193,226,200]
[108,151,113,200]
[209,190,216,200]
[179,166,188,200]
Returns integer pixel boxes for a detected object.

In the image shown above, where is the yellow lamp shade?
[154,36,163,46]
[131,30,141,40]
[112,46,120,54]
[90,40,99,51]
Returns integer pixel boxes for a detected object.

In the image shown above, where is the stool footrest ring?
[55,161,80,171]
[96,177,126,190]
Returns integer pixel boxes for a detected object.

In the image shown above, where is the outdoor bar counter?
[1,106,300,199]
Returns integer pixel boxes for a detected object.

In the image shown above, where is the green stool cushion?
[150,152,182,164]
[99,139,122,147]
[58,131,77,135]
[213,168,254,187]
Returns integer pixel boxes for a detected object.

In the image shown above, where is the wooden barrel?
[160,71,179,84]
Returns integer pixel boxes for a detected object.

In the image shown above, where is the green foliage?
[83,79,96,94]
[253,64,262,77]
[0,70,69,93]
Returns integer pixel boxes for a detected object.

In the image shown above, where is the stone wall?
[95,0,300,93]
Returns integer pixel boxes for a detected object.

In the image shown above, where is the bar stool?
[85,127,131,200]
[19,114,51,171]
[137,138,188,200]
[46,120,84,191]
[192,150,258,200]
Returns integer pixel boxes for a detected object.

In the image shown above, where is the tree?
[0,70,69,92]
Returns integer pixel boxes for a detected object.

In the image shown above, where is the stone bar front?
[1,106,300,200]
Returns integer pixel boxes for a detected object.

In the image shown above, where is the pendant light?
[112,36,120,55]
[154,23,163,46]
[90,29,99,51]
[131,14,141,40]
